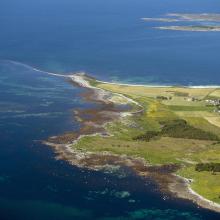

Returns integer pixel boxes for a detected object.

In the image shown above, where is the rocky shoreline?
[44,73,220,213]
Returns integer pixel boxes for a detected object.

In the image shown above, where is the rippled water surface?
[1,0,220,85]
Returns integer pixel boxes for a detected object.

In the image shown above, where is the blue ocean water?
[0,0,220,219]
[1,0,220,85]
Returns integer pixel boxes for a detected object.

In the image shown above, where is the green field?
[72,79,220,204]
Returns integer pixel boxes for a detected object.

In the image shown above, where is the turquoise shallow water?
[1,0,220,219]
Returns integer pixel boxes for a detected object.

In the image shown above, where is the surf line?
[0,59,82,79]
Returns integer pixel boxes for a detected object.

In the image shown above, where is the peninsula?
[46,73,220,213]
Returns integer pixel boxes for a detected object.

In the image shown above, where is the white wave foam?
[0,60,68,78]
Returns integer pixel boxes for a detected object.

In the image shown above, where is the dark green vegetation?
[156,96,170,100]
[160,119,219,140]
[133,119,220,142]
[196,163,220,172]
[133,131,160,142]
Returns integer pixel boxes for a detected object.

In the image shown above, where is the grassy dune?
[73,80,220,204]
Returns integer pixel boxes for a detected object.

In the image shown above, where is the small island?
[141,13,220,32]
[142,13,220,23]
[46,73,220,213]
[156,25,220,32]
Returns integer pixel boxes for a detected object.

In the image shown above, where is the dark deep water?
[0,0,220,219]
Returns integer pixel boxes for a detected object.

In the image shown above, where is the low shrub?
[132,131,160,142]
[195,163,220,172]
[133,119,219,142]
[160,119,219,141]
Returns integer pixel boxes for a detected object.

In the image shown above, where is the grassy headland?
[71,76,220,206]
